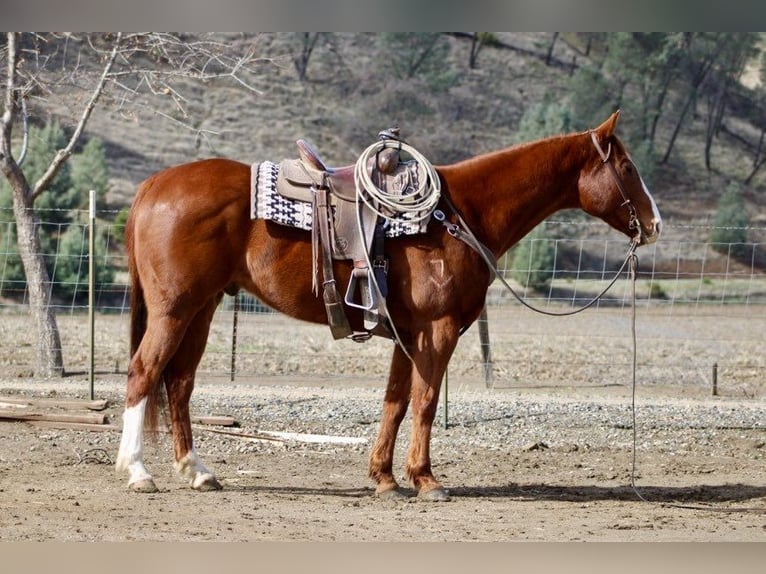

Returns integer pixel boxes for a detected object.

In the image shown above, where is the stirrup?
[344,267,378,312]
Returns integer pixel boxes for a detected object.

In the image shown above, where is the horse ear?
[595,110,621,137]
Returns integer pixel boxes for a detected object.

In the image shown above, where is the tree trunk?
[294,33,320,81]
[745,126,766,184]
[546,32,559,66]
[661,35,725,164]
[469,33,484,69]
[1,32,64,377]
[10,185,64,377]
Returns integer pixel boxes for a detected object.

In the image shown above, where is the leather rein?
[434,131,640,319]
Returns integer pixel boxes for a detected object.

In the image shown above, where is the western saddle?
[273,129,420,342]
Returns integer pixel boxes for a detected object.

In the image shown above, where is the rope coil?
[354,139,441,223]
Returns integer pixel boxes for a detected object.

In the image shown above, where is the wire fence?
[0,207,764,397]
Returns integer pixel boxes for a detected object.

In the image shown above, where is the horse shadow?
[446,483,766,507]
[225,482,766,507]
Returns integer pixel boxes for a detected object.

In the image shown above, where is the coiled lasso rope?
[352,138,441,358]
[353,139,441,223]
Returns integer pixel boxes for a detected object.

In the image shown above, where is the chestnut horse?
[116,111,661,499]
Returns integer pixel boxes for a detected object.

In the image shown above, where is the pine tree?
[0,126,116,301]
[53,224,116,303]
[70,138,110,206]
[26,122,79,225]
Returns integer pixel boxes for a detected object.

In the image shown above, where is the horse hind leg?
[165,297,222,491]
[115,394,157,492]
[116,315,189,492]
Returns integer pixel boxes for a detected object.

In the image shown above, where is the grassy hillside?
[73,33,764,239]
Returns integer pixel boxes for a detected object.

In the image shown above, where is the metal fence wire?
[0,207,764,397]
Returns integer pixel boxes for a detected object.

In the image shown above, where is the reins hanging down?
[352,134,442,355]
[434,196,641,318]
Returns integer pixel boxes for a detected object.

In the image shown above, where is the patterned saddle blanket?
[251,160,429,242]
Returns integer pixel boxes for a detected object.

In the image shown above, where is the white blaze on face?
[641,177,662,243]
[115,397,153,486]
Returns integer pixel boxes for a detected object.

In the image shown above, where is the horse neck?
[440,134,586,257]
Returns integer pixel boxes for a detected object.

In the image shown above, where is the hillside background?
[1,32,765,380]
[68,32,764,232]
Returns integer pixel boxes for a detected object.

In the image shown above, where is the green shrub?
[53,225,116,303]
[711,184,749,259]
[509,224,556,291]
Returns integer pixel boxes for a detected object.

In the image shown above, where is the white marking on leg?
[115,397,153,486]
[174,450,217,489]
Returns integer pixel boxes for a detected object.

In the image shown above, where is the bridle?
[433,131,643,319]
[589,130,645,245]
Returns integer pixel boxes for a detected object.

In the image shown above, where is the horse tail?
[126,187,166,436]
[127,213,146,359]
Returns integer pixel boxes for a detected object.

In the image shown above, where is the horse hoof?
[374,484,408,500]
[129,478,159,493]
[192,474,223,492]
[418,487,451,502]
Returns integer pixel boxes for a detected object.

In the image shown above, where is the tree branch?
[31,33,123,200]
[1,32,18,163]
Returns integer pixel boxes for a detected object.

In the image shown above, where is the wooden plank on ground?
[190,415,237,427]
[257,429,367,445]
[0,410,108,425]
[0,402,30,409]
[197,426,366,445]
[0,396,109,411]
[29,421,120,432]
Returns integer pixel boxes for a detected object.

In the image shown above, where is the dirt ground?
[0,306,764,543]
[1,375,764,543]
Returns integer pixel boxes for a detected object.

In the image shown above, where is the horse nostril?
[654,219,662,236]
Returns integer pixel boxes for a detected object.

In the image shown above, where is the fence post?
[231,292,239,382]
[88,190,96,400]
[442,367,448,429]
[712,362,718,396]
[478,305,493,388]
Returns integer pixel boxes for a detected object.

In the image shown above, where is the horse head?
[579,111,662,246]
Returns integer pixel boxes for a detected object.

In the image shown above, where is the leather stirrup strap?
[314,187,352,339]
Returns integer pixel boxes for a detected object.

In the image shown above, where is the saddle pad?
[251,161,427,237]
[251,161,313,229]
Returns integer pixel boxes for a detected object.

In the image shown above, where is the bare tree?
[660,33,728,164]
[745,52,766,185]
[294,33,322,81]
[0,32,268,376]
[545,32,560,66]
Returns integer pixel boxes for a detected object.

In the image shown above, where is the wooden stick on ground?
[0,410,108,425]
[0,396,109,411]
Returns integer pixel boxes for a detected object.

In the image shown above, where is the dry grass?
[2,301,762,400]
[82,34,763,211]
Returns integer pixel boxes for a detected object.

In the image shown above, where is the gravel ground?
[1,373,764,542]
[0,305,764,541]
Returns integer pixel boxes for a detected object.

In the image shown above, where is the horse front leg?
[368,344,413,498]
[406,317,459,501]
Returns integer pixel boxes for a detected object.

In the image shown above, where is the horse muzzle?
[637,218,662,246]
